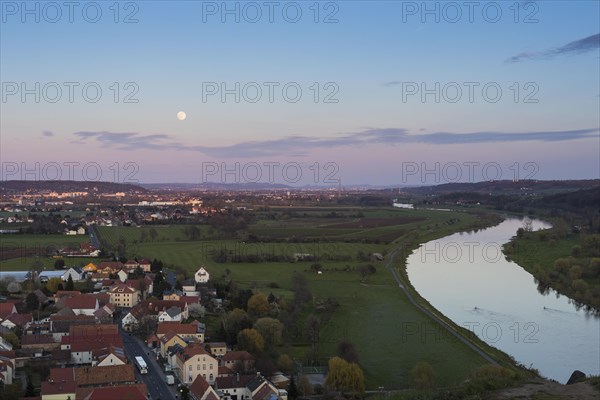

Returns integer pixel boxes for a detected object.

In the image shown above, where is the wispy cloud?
[69,128,599,158]
[506,33,599,63]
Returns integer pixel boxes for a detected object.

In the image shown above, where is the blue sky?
[1,1,599,185]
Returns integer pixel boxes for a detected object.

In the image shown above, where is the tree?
[149,227,159,242]
[46,277,63,293]
[324,357,365,396]
[222,309,252,344]
[0,332,19,348]
[189,303,206,319]
[337,340,359,364]
[247,293,270,317]
[298,375,313,396]
[254,317,283,346]
[287,376,298,400]
[291,272,311,308]
[25,374,35,397]
[7,282,21,294]
[409,361,436,390]
[277,354,294,374]
[306,315,320,354]
[53,259,65,269]
[237,328,264,354]
[26,292,40,312]
[65,275,75,291]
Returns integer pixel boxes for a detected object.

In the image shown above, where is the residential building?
[108,283,141,308]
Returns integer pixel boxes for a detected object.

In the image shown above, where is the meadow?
[93,207,503,388]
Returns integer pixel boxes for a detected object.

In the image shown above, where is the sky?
[1,0,599,185]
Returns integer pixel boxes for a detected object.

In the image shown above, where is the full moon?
[177,111,187,121]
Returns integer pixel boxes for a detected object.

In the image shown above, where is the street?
[121,326,180,400]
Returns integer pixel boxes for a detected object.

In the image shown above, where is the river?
[405,218,600,383]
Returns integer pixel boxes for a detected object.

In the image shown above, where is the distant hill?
[402,180,600,196]
[141,182,294,190]
[0,180,149,194]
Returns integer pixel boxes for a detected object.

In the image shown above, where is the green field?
[0,207,509,388]
[0,233,91,271]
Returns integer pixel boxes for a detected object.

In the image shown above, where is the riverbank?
[389,212,533,375]
[503,223,600,313]
[404,217,599,382]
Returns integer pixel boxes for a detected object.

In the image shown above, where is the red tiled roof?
[0,303,17,319]
[97,261,124,271]
[190,374,211,398]
[54,290,81,299]
[84,384,146,400]
[49,367,76,382]
[222,351,254,362]
[156,322,197,336]
[6,313,33,327]
[64,295,98,310]
[42,380,77,395]
[75,364,135,386]
[108,283,137,294]
[21,334,56,346]
[179,296,200,304]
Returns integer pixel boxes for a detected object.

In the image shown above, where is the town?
[0,179,599,400]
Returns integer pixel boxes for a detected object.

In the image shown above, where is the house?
[126,276,153,299]
[34,289,50,306]
[124,259,139,271]
[62,267,84,282]
[190,374,220,400]
[77,227,86,235]
[214,373,280,400]
[0,303,17,320]
[174,343,218,384]
[0,351,16,385]
[206,342,227,357]
[117,269,128,283]
[1,313,33,330]
[44,364,142,400]
[21,334,59,351]
[49,314,96,342]
[41,380,77,400]
[93,346,126,366]
[163,289,183,301]
[83,263,97,273]
[122,299,190,331]
[83,385,147,400]
[156,321,204,342]
[158,306,183,322]
[182,279,200,295]
[221,351,255,372]
[108,283,141,308]
[64,295,99,316]
[97,261,124,274]
[160,332,188,358]
[60,324,122,365]
[195,267,210,284]
[139,258,152,272]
